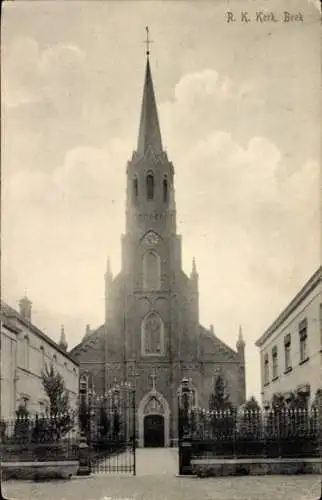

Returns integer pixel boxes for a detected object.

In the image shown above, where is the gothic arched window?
[163,178,168,203]
[143,251,161,290]
[141,312,164,356]
[132,177,138,201]
[146,173,154,200]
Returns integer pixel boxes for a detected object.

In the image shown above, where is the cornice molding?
[255,267,322,348]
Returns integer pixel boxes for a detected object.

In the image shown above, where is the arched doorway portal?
[144,414,165,447]
[138,390,170,447]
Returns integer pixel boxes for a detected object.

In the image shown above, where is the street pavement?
[2,449,321,500]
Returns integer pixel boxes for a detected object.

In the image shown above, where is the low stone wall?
[2,460,79,480]
[191,458,322,477]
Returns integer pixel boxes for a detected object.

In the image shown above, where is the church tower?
[115,47,199,370]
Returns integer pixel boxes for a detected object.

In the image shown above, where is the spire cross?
[143,26,153,56]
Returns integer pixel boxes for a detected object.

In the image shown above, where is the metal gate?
[81,382,136,475]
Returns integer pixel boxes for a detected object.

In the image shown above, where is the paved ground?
[3,449,322,500]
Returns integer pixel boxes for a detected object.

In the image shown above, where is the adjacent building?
[255,267,322,408]
[0,296,79,419]
[70,50,246,447]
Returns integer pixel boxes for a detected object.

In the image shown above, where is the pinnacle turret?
[106,256,112,278]
[59,324,68,351]
[236,324,245,358]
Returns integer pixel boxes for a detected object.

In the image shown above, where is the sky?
[2,0,321,401]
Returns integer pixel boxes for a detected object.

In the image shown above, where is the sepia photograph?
[1,0,321,499]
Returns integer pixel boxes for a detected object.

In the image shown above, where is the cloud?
[2,36,88,110]
[174,70,240,103]
[2,36,41,106]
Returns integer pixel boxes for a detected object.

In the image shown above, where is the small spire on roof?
[59,324,68,351]
[192,257,197,274]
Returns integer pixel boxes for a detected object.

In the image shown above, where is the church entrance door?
[144,414,165,447]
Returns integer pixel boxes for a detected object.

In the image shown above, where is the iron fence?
[0,413,79,463]
[188,407,320,459]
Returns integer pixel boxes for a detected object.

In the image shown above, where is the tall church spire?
[137,29,163,157]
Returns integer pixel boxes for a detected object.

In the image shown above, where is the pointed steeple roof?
[137,56,163,156]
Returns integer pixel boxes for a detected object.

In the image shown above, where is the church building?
[70,46,246,447]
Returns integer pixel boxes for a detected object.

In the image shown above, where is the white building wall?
[0,324,18,419]
[257,271,322,407]
[1,312,79,418]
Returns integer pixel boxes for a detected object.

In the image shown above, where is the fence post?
[131,386,136,477]
[318,392,322,500]
[77,432,91,476]
[177,378,192,476]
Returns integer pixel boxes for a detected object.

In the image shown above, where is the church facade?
[70,53,246,447]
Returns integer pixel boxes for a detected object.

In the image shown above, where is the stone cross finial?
[150,369,157,391]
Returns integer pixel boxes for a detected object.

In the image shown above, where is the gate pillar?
[77,433,91,476]
[177,378,193,476]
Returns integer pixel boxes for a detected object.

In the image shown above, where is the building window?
[143,250,161,290]
[23,336,29,370]
[80,375,89,404]
[264,353,269,384]
[141,312,164,356]
[132,177,138,201]
[284,334,291,371]
[272,346,278,379]
[40,345,45,371]
[163,178,168,202]
[146,173,154,200]
[299,318,308,363]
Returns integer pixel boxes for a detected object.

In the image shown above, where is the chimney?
[19,295,32,322]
